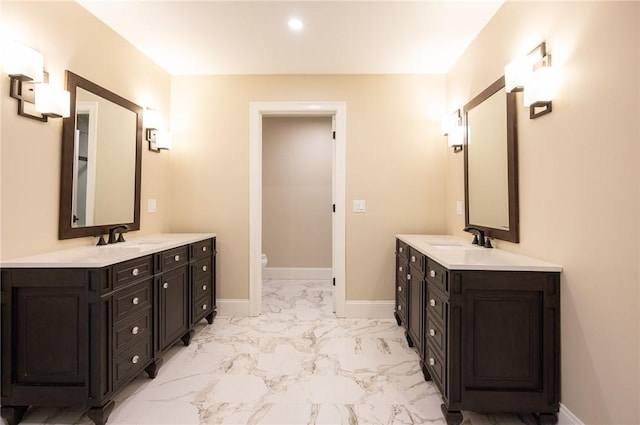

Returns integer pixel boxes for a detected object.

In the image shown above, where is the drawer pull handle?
[407,274,411,280]
[202,265,207,272]
[398,305,402,311]
[429,299,436,307]
[429,329,435,337]
[428,358,435,366]
[202,304,207,310]
[202,285,207,291]
[132,268,139,277]
[397,286,402,292]
[399,247,404,253]
[429,270,436,278]
[163,282,169,289]
[202,246,207,252]
[398,266,403,272]
[132,326,139,335]
[132,355,140,364]
[411,255,416,262]
[132,297,139,305]
[174,254,180,261]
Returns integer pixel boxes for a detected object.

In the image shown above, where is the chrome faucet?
[463,226,491,248]
[108,225,129,244]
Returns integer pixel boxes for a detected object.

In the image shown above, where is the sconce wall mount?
[442,109,463,153]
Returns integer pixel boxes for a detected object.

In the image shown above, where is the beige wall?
[1,1,172,259]
[170,74,447,300]
[262,117,332,268]
[445,1,640,423]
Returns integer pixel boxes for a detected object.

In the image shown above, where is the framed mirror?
[59,70,142,240]
[463,76,519,243]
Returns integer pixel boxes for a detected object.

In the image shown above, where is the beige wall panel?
[170,74,447,300]
[445,2,639,423]
[1,1,172,260]
[262,117,332,268]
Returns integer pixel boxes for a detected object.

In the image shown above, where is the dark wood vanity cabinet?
[0,237,216,425]
[395,238,560,425]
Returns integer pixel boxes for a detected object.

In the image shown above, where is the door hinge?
[332,131,336,140]
[332,204,336,213]
[332,277,335,286]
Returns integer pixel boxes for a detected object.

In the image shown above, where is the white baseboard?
[216,299,250,317]
[263,267,332,280]
[558,404,584,425]
[345,300,395,319]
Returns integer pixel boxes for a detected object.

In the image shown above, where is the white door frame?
[249,101,346,317]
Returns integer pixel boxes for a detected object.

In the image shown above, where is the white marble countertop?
[0,233,216,268]
[396,234,562,272]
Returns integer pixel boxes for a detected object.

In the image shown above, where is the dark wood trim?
[463,75,519,243]
[59,70,143,240]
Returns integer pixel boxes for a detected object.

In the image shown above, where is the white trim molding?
[345,300,395,319]
[263,267,332,280]
[216,299,250,317]
[558,404,585,425]
[249,101,347,317]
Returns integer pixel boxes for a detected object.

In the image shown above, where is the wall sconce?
[4,41,70,122]
[442,109,463,153]
[144,108,171,152]
[505,42,558,119]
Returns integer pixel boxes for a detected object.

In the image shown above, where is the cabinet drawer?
[160,246,189,271]
[192,295,213,323]
[425,315,445,358]
[113,279,152,323]
[193,275,212,300]
[426,346,445,392]
[426,286,446,326]
[113,256,153,289]
[113,337,152,390]
[395,274,407,303]
[408,247,426,274]
[426,260,447,294]
[193,239,214,259]
[396,297,407,325]
[396,239,409,261]
[113,309,152,356]
[193,257,212,280]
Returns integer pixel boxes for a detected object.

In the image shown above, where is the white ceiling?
[77,0,504,75]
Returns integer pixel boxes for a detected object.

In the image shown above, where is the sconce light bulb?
[523,65,558,107]
[3,40,44,82]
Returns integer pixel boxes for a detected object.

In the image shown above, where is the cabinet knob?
[132,268,139,277]
[398,305,402,311]
[132,355,140,364]
[163,282,169,289]
[202,304,207,310]
[202,285,207,291]
[407,274,411,280]
[428,358,435,366]
[429,270,436,278]
[132,297,139,305]
[429,299,436,307]
[202,246,207,252]
[202,265,207,272]
[429,329,435,337]
[174,254,180,262]
[398,266,403,272]
[397,286,402,292]
[411,255,416,262]
[132,326,139,335]
[399,247,403,253]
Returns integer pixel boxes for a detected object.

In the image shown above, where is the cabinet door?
[158,266,189,352]
[407,273,423,351]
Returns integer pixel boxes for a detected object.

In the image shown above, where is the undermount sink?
[428,242,474,250]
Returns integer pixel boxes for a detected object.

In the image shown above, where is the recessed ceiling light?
[288,18,303,32]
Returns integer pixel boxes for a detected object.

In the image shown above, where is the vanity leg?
[394,311,402,326]
[440,404,463,425]
[405,331,414,348]
[1,405,29,425]
[86,400,115,425]
[534,412,558,425]
[206,310,217,324]
[421,361,432,381]
[145,358,162,379]
[181,330,192,346]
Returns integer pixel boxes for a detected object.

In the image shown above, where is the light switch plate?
[353,200,366,213]
[148,199,157,213]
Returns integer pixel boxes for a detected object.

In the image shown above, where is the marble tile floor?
[9,280,535,425]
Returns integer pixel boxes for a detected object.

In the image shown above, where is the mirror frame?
[59,70,143,240]
[463,76,519,243]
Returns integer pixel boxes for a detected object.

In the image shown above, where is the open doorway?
[249,102,346,317]
[261,116,333,313]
